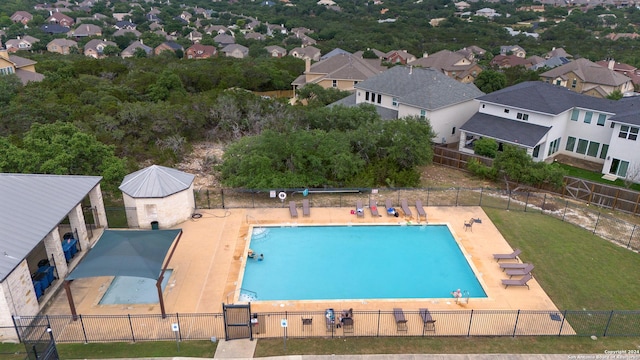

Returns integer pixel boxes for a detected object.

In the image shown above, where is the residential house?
[179,11,192,22]
[539,58,634,98]
[245,19,261,31]
[530,56,571,71]
[595,59,640,88]
[265,45,286,58]
[188,31,203,43]
[475,8,500,18]
[76,13,108,24]
[205,25,229,35]
[214,33,235,46]
[114,29,142,38]
[454,1,471,11]
[47,12,74,27]
[456,45,487,60]
[317,0,336,5]
[545,47,572,59]
[115,21,136,30]
[383,50,417,65]
[500,45,526,58]
[69,24,102,38]
[409,50,483,83]
[290,33,316,46]
[121,40,153,58]
[0,49,45,84]
[333,66,484,144]
[40,24,70,34]
[266,23,287,36]
[185,43,217,59]
[321,48,352,60]
[154,41,184,56]
[47,38,77,55]
[490,54,534,68]
[291,27,313,36]
[292,53,386,92]
[84,39,117,58]
[459,81,640,182]
[245,32,265,41]
[221,44,249,59]
[289,46,321,61]
[5,36,40,53]
[11,11,33,25]
[112,13,131,22]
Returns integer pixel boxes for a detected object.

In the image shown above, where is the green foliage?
[0,74,23,106]
[606,89,624,100]
[296,83,351,107]
[474,70,507,93]
[467,158,497,180]
[493,145,565,188]
[0,122,127,192]
[472,138,498,158]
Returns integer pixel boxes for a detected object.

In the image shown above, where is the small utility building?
[119,165,196,229]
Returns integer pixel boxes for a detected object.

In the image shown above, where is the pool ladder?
[226,288,259,303]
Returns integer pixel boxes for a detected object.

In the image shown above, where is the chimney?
[608,59,615,70]
[305,57,310,73]
[409,65,413,75]
[423,52,428,58]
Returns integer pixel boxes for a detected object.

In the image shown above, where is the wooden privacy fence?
[13,310,640,344]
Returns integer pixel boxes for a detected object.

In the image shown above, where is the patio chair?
[499,262,530,271]
[505,264,534,278]
[393,308,408,332]
[416,200,427,222]
[493,248,522,262]
[302,199,310,217]
[463,217,474,232]
[302,317,313,331]
[502,273,533,289]
[401,199,412,219]
[356,200,364,218]
[289,201,298,218]
[342,317,354,334]
[419,308,436,332]
[369,199,379,217]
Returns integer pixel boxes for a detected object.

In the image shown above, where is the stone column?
[43,230,68,277]
[88,183,108,229]
[68,204,89,250]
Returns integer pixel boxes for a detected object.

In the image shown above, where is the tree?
[0,74,23,106]
[473,138,499,158]
[492,145,565,189]
[474,70,507,93]
[607,89,624,100]
[102,45,120,56]
[296,83,351,107]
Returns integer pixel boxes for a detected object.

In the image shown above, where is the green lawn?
[4,207,640,358]
[558,163,640,192]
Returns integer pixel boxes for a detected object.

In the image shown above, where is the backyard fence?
[13,309,640,344]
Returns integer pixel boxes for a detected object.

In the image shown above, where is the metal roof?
[119,165,195,198]
[0,173,102,282]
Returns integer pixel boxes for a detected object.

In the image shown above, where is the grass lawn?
[558,163,640,192]
[4,208,640,358]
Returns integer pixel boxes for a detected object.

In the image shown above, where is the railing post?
[455,187,460,206]
[507,190,511,210]
[467,309,473,337]
[11,316,23,343]
[603,310,615,337]
[252,191,255,208]
[558,310,567,336]
[524,192,530,212]
[562,201,568,221]
[512,310,520,337]
[426,187,430,206]
[220,189,224,209]
[593,212,601,234]
[628,225,636,249]
[377,310,381,337]
[541,194,546,213]
[177,313,182,341]
[80,314,88,343]
[479,188,483,206]
[128,314,135,342]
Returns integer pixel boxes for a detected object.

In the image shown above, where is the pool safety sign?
[172,323,179,332]
[281,319,288,328]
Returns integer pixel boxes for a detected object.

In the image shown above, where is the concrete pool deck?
[44,205,559,317]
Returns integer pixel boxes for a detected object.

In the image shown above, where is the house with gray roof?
[335,66,484,144]
[409,49,483,83]
[221,44,249,59]
[459,81,640,182]
[0,173,107,341]
[265,45,286,58]
[119,165,195,229]
[292,52,386,92]
[121,40,152,58]
[289,46,321,61]
[539,58,634,98]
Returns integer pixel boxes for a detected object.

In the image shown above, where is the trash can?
[151,221,159,230]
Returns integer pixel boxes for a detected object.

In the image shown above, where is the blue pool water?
[241,225,486,301]
[99,270,173,305]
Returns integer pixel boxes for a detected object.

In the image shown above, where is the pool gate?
[222,303,254,341]
[13,315,59,360]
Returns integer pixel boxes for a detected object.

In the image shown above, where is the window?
[377,94,382,104]
[451,127,456,135]
[571,109,579,121]
[619,125,639,140]
[610,159,629,177]
[420,109,426,120]
[354,81,358,85]
[482,104,485,108]
[365,92,369,101]
[555,79,561,85]
[504,109,510,114]
[611,122,615,128]
[587,141,600,157]
[597,114,606,126]
[517,112,529,121]
[600,144,609,159]
[571,78,577,88]
[392,97,398,107]
[566,136,576,151]
[548,137,561,156]
[584,111,593,124]
[332,80,337,88]
[0,67,15,75]
[576,139,588,154]
[532,144,540,158]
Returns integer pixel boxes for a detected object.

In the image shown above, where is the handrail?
[225,288,258,304]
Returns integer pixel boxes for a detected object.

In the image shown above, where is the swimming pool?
[239,225,486,301]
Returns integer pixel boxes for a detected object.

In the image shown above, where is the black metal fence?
[13,310,640,344]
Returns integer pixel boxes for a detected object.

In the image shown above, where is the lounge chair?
[356,200,364,218]
[369,199,379,217]
[289,201,298,218]
[416,200,427,222]
[302,199,310,217]
[419,308,436,332]
[463,217,474,232]
[401,199,412,219]
[493,248,522,262]
[499,262,530,271]
[342,317,354,334]
[506,264,534,278]
[385,199,395,216]
[502,273,533,289]
[302,317,312,331]
[393,308,408,332]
